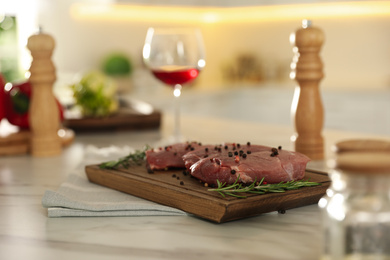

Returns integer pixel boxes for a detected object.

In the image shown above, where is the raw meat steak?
[182,143,310,186]
[146,142,208,170]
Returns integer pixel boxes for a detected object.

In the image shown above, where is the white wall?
[13,0,390,91]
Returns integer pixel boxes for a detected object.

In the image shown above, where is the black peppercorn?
[247,142,251,146]
[247,151,251,154]
[224,145,228,150]
[205,147,209,152]
[278,146,282,150]
[234,151,238,155]
[228,152,233,157]
[180,181,184,185]
[231,169,236,174]
[242,153,247,158]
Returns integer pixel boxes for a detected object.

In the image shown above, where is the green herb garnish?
[208,176,321,198]
[99,145,150,169]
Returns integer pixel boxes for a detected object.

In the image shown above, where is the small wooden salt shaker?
[290,19,325,160]
[27,29,62,156]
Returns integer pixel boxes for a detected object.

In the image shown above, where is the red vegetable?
[0,73,6,121]
[4,80,64,129]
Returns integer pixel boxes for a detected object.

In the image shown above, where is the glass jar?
[319,152,390,260]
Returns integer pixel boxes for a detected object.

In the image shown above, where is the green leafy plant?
[71,71,118,117]
[102,52,133,77]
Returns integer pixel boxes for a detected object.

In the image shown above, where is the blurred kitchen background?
[1,0,390,135]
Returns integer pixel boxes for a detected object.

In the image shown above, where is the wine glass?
[143,27,206,144]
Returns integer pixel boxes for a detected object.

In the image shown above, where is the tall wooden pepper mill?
[290,19,325,160]
[27,29,62,156]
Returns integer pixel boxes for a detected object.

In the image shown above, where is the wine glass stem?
[173,84,182,142]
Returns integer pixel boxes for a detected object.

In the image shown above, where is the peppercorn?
[228,152,233,157]
[173,152,177,156]
[242,153,247,158]
[239,150,244,155]
[237,143,241,148]
[190,147,195,151]
[205,147,209,152]
[278,146,282,150]
[231,169,236,174]
[247,151,251,154]
[234,151,238,155]
[224,145,228,150]
[180,181,184,185]
[247,142,251,146]
[172,174,176,178]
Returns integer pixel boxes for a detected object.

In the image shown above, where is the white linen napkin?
[41,145,187,217]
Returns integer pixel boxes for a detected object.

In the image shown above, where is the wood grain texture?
[63,109,161,132]
[0,128,74,156]
[333,139,390,153]
[27,32,62,156]
[86,164,330,223]
[290,20,325,160]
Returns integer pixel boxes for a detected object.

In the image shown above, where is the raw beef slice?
[146,142,208,170]
[182,143,310,186]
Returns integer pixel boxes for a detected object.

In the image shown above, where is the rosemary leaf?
[208,175,321,199]
[99,145,151,169]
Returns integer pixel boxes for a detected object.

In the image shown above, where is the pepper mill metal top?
[290,19,325,160]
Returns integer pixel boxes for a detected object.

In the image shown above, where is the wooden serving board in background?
[64,109,161,132]
[63,99,161,132]
[86,164,330,223]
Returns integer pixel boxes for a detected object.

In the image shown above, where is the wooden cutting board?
[86,164,330,223]
[63,99,161,132]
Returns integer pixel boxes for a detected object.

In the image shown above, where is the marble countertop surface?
[1,86,389,260]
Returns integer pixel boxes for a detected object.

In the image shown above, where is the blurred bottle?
[319,152,390,260]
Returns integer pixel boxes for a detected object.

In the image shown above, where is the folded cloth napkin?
[42,145,187,217]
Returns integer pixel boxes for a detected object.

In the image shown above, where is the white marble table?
[1,87,389,260]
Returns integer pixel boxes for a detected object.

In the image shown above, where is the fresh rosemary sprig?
[99,145,150,169]
[208,176,321,198]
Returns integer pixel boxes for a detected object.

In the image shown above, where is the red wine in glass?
[143,28,205,144]
[151,66,199,86]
